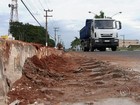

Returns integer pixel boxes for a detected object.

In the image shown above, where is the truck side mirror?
[116,21,122,30]
[118,21,122,29]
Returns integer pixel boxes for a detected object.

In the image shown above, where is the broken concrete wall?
[0,39,37,84]
[0,39,38,99]
[0,57,5,97]
[0,39,63,100]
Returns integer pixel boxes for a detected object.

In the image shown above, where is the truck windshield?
[95,20,116,29]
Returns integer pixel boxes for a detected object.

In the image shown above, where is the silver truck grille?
[101,34,113,37]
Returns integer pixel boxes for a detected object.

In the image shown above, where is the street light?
[120,35,125,48]
[111,12,122,18]
[88,11,97,16]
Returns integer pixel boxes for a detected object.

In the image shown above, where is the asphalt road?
[89,51,140,60]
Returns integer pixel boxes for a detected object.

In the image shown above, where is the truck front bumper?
[93,38,119,47]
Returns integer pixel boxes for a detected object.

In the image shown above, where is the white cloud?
[1,0,140,48]
[133,26,140,29]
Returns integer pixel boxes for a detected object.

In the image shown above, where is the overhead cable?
[38,0,45,9]
[21,0,42,26]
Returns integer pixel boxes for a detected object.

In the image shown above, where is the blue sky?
[1,0,140,48]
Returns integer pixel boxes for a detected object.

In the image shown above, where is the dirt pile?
[7,52,140,105]
[7,54,80,105]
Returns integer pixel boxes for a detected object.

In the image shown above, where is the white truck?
[80,18,121,51]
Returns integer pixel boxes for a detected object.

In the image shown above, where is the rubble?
[0,39,64,104]
[7,53,140,105]
[0,39,140,105]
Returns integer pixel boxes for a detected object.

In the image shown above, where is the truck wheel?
[111,47,117,51]
[84,47,89,52]
[86,47,90,52]
[90,47,94,52]
[83,47,86,51]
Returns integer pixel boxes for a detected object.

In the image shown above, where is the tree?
[71,37,81,50]
[10,22,25,40]
[10,22,55,47]
[48,38,55,47]
[95,11,105,18]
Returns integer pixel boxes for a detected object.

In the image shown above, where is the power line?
[36,0,56,28]
[39,0,58,40]
[43,1,63,44]
[38,0,45,10]
[25,0,45,22]
[21,0,56,40]
[24,0,41,17]
[21,0,42,26]
[24,0,47,25]
[25,0,38,12]
[44,0,49,9]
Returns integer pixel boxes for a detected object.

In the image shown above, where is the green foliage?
[10,22,24,40]
[71,37,81,49]
[95,11,105,18]
[10,22,55,47]
[48,38,55,47]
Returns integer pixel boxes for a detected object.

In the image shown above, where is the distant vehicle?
[0,35,9,39]
[0,34,15,40]
[80,18,121,51]
[56,43,63,50]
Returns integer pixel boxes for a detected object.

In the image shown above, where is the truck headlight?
[114,39,119,42]
[95,39,99,42]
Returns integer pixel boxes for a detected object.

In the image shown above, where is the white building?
[119,39,140,47]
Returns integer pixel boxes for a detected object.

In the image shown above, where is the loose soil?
[7,52,140,105]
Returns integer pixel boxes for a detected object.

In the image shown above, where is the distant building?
[119,39,140,47]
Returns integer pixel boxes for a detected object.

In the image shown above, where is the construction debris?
[0,39,140,105]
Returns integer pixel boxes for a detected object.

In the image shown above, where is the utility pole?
[44,9,53,46]
[9,0,18,22]
[58,35,61,43]
[54,27,59,47]
[120,35,125,48]
[8,0,18,35]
